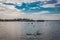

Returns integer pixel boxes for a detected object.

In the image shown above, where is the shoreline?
[0,20,60,22]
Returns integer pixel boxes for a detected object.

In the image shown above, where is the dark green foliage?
[35,30,42,35]
[36,32,41,35]
[26,33,32,35]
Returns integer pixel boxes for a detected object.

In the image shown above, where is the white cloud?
[0,10,60,20]
[0,3,7,11]
[37,0,50,1]
[41,4,56,8]
[57,0,60,3]
[0,3,17,12]
[5,5,16,10]
[33,11,50,14]
[0,0,6,3]
[4,0,50,4]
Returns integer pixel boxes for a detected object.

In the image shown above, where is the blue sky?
[15,0,60,14]
[2,0,60,14]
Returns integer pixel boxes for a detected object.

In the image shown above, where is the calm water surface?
[0,21,60,40]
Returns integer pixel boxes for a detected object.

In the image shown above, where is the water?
[0,20,60,40]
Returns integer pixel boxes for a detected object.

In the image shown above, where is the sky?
[0,0,60,20]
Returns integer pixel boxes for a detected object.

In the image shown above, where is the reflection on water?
[0,21,60,40]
